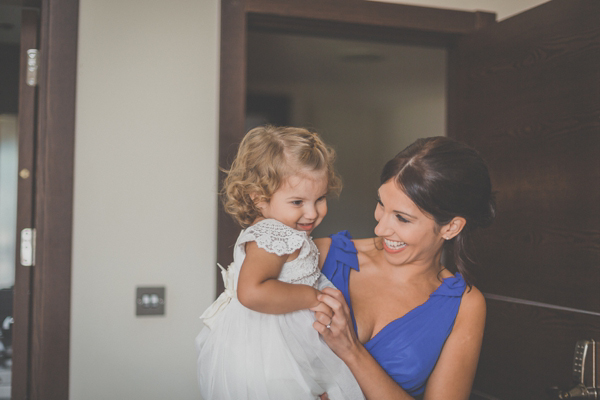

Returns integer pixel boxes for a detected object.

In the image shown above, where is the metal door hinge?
[26,49,39,87]
[20,228,36,266]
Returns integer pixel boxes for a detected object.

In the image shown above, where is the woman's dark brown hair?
[380,136,495,286]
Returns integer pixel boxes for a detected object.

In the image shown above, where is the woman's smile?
[383,238,407,253]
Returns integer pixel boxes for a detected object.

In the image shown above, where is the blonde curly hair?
[222,125,342,228]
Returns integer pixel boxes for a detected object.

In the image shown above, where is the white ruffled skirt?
[195,277,363,400]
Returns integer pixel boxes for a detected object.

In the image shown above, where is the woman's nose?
[374,214,391,237]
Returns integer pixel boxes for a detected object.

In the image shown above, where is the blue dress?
[321,231,466,397]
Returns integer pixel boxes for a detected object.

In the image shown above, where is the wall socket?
[136,286,165,316]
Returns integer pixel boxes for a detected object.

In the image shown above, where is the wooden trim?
[247,0,495,47]
[0,0,40,7]
[28,0,78,398]
[484,294,600,317]
[247,0,495,35]
[217,0,248,293]
[11,9,39,400]
[474,11,497,30]
[218,0,496,294]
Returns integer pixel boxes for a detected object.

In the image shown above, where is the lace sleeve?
[240,219,307,256]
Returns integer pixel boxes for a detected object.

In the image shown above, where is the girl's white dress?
[195,218,363,400]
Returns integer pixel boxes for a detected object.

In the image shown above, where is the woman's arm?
[422,287,486,400]
[313,288,415,400]
[237,241,321,314]
[313,286,485,400]
[313,237,332,269]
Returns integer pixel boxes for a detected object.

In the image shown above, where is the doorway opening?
[246,32,447,238]
[0,5,21,398]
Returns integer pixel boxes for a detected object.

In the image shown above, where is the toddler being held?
[196,126,363,400]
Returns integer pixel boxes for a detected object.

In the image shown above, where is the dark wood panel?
[448,0,600,312]
[474,299,600,400]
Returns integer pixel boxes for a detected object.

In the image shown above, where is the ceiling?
[247,31,446,87]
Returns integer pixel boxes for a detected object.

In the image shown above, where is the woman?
[312,136,495,399]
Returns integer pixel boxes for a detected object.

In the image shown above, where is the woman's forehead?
[378,181,428,217]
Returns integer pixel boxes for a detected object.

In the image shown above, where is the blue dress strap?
[321,231,359,332]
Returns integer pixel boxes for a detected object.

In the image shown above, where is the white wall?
[71,1,219,399]
[70,1,549,399]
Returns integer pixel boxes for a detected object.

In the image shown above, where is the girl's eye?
[317,196,327,202]
[291,200,303,206]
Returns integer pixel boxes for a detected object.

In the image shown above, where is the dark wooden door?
[448,0,600,398]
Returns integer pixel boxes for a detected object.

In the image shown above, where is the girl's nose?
[304,205,317,220]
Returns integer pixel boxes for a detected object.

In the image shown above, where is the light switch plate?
[136,286,165,316]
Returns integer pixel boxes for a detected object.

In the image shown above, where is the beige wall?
[70,1,548,399]
[71,0,219,399]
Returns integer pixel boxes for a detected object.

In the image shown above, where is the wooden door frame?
[3,0,79,398]
[30,1,78,399]
[217,0,496,292]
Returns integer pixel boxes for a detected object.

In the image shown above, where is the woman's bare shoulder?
[314,236,377,268]
[313,237,332,253]
[352,237,378,253]
[313,237,332,268]
[458,284,486,323]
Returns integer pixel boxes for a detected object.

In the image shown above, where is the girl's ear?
[440,217,466,240]
[250,192,266,211]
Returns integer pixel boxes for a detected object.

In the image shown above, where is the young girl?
[195,126,363,400]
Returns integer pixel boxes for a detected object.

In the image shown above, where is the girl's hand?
[311,287,361,360]
[319,393,330,400]
[309,298,333,322]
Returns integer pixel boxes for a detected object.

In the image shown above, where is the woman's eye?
[396,214,409,223]
[376,198,383,207]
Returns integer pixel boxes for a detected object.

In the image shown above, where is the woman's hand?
[310,287,361,360]
[312,289,416,399]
